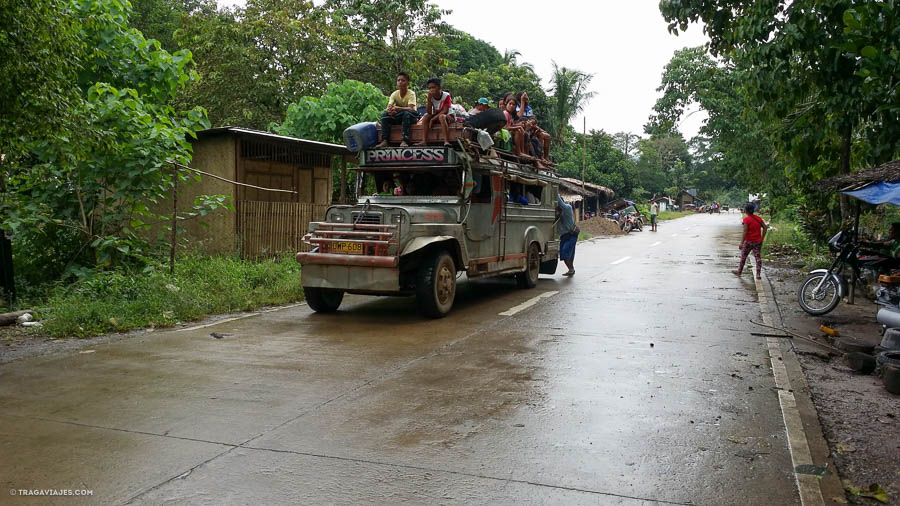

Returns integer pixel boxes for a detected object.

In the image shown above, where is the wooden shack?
[169,127,351,258]
[676,189,699,210]
[559,177,615,218]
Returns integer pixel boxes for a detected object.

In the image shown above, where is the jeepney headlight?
[330,212,344,222]
[392,214,403,224]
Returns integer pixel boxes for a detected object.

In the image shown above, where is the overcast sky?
[440,0,710,139]
[216,0,710,139]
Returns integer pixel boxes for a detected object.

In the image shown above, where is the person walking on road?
[649,200,659,232]
[557,195,578,276]
[733,203,768,280]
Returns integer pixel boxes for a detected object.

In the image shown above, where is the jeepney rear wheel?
[517,243,540,289]
[305,287,344,313]
[417,250,456,318]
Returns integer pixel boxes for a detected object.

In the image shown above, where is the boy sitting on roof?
[377,71,418,147]
[418,78,452,146]
[468,97,490,116]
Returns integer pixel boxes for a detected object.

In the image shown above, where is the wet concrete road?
[0,214,801,504]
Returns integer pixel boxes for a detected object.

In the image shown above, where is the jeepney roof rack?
[355,135,557,178]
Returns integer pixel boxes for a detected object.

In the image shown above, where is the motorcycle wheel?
[623,222,632,234]
[798,273,840,315]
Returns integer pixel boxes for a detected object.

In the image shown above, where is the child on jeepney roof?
[377,71,418,148]
[515,92,551,162]
[503,97,529,160]
[418,78,452,146]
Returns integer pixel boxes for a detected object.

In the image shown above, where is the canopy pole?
[849,199,861,305]
[340,156,348,204]
[581,117,586,221]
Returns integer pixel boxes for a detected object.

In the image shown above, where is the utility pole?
[581,117,587,221]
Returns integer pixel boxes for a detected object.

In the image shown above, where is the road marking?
[610,256,631,265]
[174,303,304,332]
[650,241,662,247]
[498,291,558,316]
[755,276,825,506]
[670,233,679,238]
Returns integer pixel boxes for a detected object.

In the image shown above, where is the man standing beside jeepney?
[377,71,418,148]
[557,195,578,277]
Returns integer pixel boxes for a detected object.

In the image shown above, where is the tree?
[547,61,595,146]
[1,0,214,281]
[444,29,502,75]
[128,0,216,51]
[613,132,641,160]
[552,129,635,198]
[0,0,82,166]
[439,62,550,122]
[646,47,777,201]
[325,0,454,91]
[174,0,348,129]
[660,0,900,222]
[271,80,387,143]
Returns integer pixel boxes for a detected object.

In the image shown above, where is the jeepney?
[297,141,561,317]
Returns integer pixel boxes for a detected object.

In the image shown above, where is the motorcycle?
[622,213,636,234]
[798,231,900,315]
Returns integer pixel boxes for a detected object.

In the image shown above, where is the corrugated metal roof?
[195,127,351,156]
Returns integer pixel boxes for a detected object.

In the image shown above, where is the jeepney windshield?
[356,168,463,200]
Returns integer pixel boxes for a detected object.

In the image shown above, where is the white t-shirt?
[650,203,659,215]
[430,91,451,112]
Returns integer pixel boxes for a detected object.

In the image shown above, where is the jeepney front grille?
[351,212,383,225]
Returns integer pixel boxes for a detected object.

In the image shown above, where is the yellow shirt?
[388,89,416,109]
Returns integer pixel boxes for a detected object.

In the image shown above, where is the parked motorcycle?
[798,231,900,315]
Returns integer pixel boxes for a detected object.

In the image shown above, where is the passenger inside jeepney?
[363,171,459,197]
[375,180,394,196]
[525,185,541,205]
[509,183,529,205]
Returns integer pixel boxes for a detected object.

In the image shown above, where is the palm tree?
[548,61,596,146]
[502,49,521,66]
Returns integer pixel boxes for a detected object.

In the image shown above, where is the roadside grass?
[658,211,694,221]
[578,231,592,241]
[31,254,304,338]
[763,218,830,269]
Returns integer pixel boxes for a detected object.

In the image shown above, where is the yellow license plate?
[332,241,363,255]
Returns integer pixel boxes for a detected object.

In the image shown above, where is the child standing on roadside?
[733,203,768,279]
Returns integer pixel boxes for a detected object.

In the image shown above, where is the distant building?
[558,177,615,219]
[675,189,699,209]
[650,196,674,212]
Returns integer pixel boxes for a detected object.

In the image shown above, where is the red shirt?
[743,215,764,242]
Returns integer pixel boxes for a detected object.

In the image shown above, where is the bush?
[35,255,304,338]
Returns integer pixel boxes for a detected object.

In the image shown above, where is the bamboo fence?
[236,201,329,259]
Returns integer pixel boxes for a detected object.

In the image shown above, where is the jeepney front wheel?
[305,287,344,313]
[517,243,540,289]
[417,250,456,318]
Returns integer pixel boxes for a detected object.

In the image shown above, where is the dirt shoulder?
[767,262,900,503]
[0,303,301,365]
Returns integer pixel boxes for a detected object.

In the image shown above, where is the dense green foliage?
[272,80,387,143]
[1,0,220,291]
[659,0,900,222]
[38,254,303,337]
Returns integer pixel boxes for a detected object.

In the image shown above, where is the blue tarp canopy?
[842,182,900,206]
